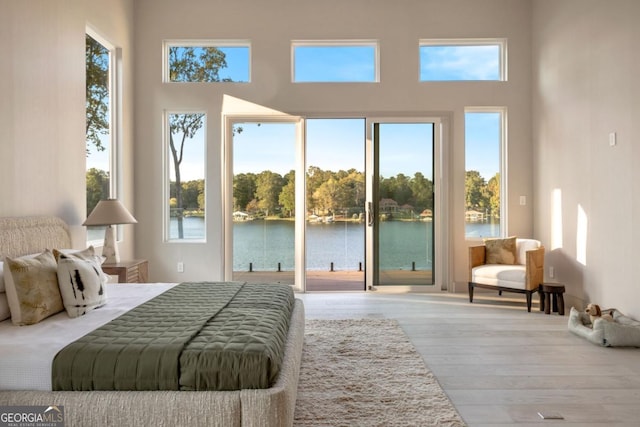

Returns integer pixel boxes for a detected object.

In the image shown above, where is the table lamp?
[83,199,137,264]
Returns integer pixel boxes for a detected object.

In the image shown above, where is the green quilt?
[52,282,295,391]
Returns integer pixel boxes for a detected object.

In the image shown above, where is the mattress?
[0,282,176,391]
[52,282,294,391]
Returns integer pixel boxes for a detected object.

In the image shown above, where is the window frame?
[162,39,252,83]
[86,27,121,246]
[419,38,507,82]
[464,107,507,240]
[163,110,208,243]
[291,40,380,83]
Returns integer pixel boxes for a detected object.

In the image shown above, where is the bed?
[0,216,305,426]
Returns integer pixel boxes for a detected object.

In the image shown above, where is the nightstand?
[102,259,149,283]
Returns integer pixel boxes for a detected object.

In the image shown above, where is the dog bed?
[568,307,640,347]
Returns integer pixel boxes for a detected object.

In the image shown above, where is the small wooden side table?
[102,259,149,283]
[539,283,565,315]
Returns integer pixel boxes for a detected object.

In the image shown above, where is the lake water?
[159,217,498,271]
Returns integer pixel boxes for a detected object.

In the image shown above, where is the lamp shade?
[83,199,137,226]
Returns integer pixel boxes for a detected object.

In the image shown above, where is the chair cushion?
[483,236,517,264]
[516,239,541,265]
[472,264,527,290]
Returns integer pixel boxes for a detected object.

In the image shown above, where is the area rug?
[294,318,466,426]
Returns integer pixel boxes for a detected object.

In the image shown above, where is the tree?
[313,177,340,215]
[181,179,204,211]
[380,173,412,206]
[255,171,284,216]
[169,47,228,82]
[410,172,433,210]
[86,35,109,154]
[306,166,332,214]
[168,47,230,238]
[487,173,500,217]
[86,168,109,215]
[279,170,296,217]
[233,173,257,211]
[465,170,488,212]
[336,170,365,212]
[169,113,205,237]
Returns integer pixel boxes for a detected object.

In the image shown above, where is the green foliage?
[234,173,257,212]
[255,171,285,216]
[169,47,229,82]
[279,170,296,217]
[86,35,109,154]
[465,170,500,218]
[86,168,109,215]
[233,166,434,219]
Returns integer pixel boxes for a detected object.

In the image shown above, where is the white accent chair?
[468,238,545,312]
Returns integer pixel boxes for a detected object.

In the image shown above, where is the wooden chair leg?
[557,293,565,315]
[526,292,532,312]
[468,282,474,302]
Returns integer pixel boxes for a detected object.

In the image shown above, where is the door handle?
[367,202,374,227]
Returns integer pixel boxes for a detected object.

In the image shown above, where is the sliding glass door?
[226,116,441,291]
[305,119,365,291]
[228,121,301,286]
[367,121,436,287]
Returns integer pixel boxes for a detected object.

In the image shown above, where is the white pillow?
[4,250,64,326]
[516,239,541,265]
[0,293,9,321]
[56,253,107,318]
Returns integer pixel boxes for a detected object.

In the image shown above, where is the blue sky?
[88,44,500,182]
[233,120,434,178]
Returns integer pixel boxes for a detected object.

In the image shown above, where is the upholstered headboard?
[0,216,71,260]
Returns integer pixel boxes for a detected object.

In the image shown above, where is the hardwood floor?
[296,290,640,426]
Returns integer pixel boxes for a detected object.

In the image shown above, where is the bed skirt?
[0,299,304,427]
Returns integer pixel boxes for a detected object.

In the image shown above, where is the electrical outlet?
[549,266,554,278]
[177,262,184,273]
[519,196,526,206]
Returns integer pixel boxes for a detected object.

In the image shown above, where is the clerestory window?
[164,40,250,83]
[292,41,378,83]
[419,39,506,81]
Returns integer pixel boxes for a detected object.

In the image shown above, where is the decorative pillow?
[52,246,96,262]
[56,253,107,318]
[4,250,64,326]
[484,236,517,265]
[0,293,10,321]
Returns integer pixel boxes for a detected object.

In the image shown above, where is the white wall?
[133,0,534,286]
[532,0,640,318]
[0,0,136,255]
[0,0,85,244]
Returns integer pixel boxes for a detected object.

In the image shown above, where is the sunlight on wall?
[551,188,563,250]
[222,95,286,116]
[576,204,588,266]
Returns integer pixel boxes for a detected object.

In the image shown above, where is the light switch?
[609,132,617,146]
[519,196,526,206]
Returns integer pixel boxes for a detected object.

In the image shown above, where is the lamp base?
[102,225,120,264]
